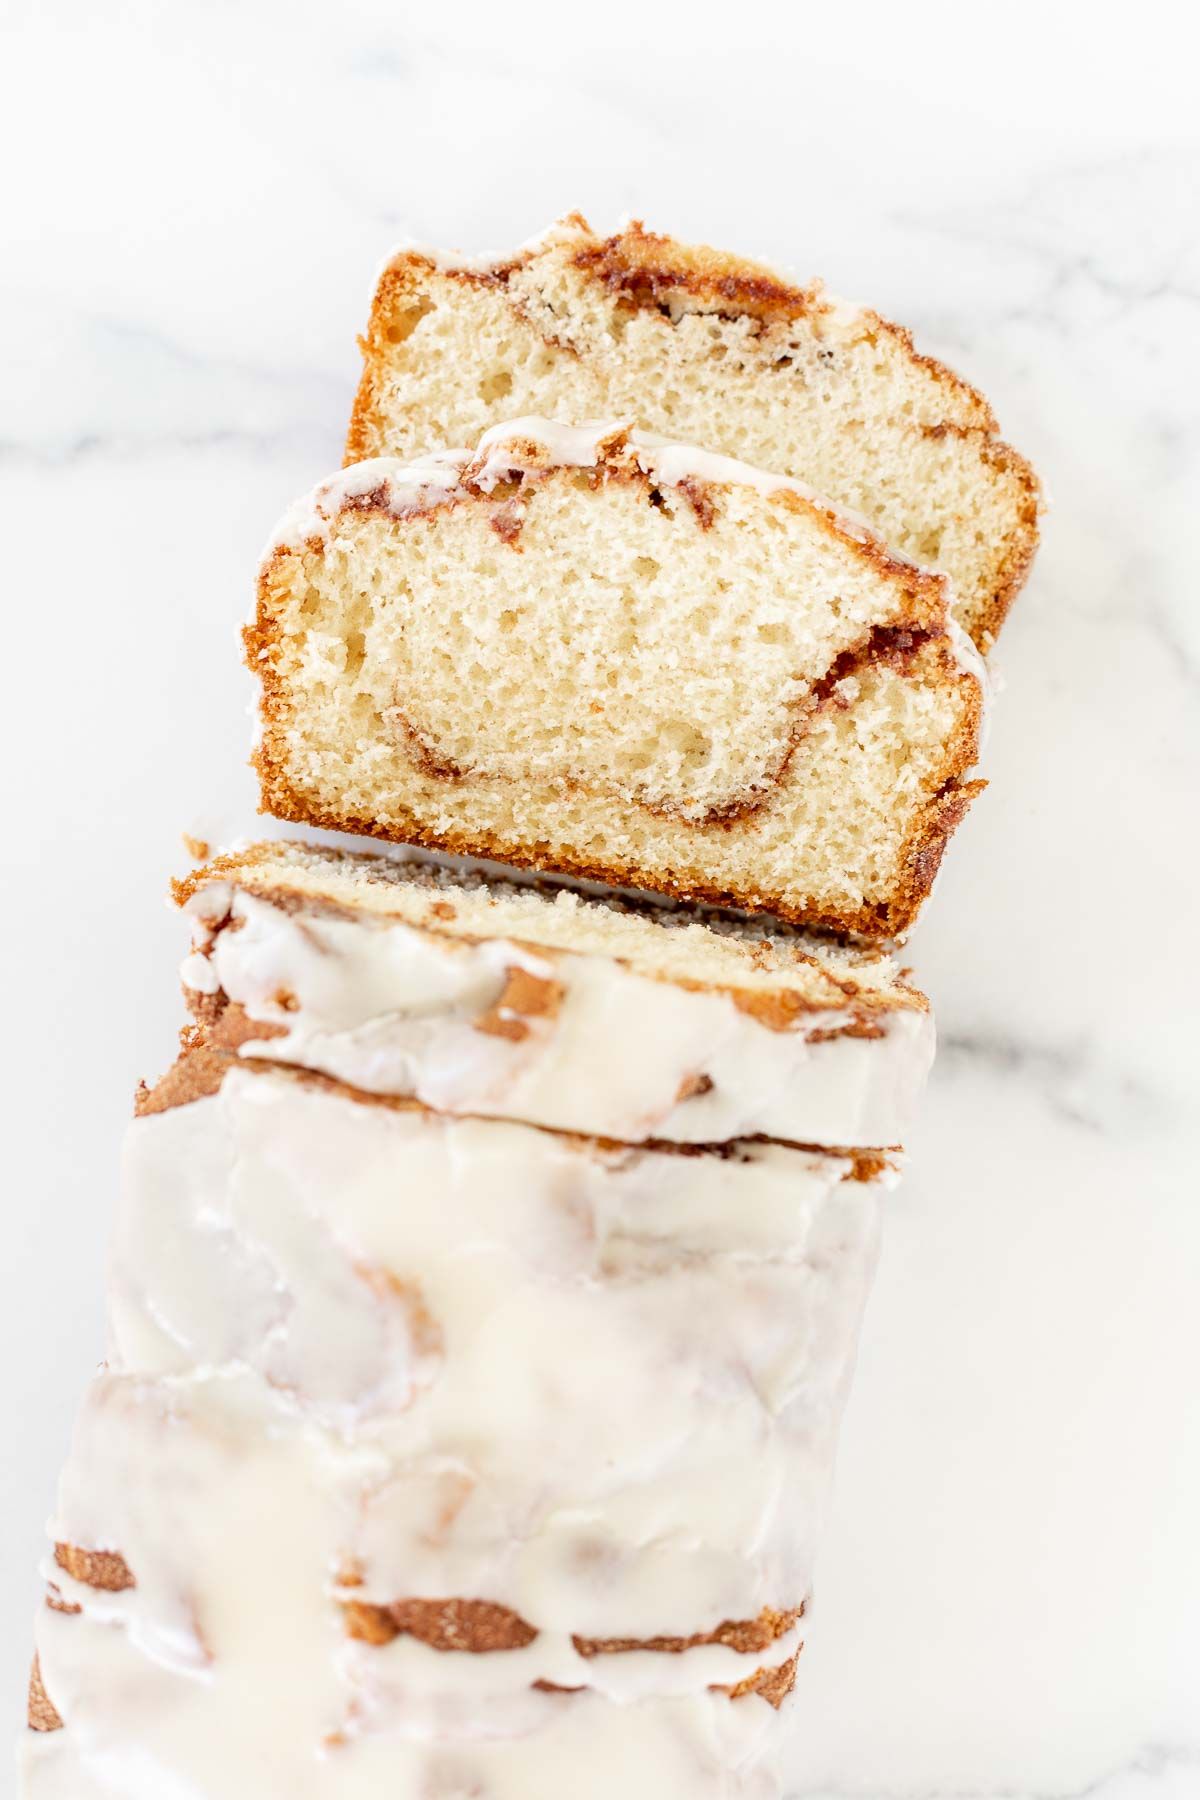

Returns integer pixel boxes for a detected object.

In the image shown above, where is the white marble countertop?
[2,7,1197,1797]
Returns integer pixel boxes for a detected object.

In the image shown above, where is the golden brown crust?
[27,1655,62,1733]
[720,1649,799,1707]
[342,1595,802,1707]
[346,262,434,464]
[572,221,818,324]
[728,988,880,1035]
[472,965,566,1042]
[960,431,1042,651]
[344,1596,797,1657]
[899,776,987,908]
[344,215,1042,648]
[42,1535,800,1714]
[54,1543,135,1592]
[174,844,930,1020]
[573,1604,800,1659]
[134,1043,232,1116]
[841,1150,892,1184]
[184,992,290,1055]
[250,757,979,941]
[344,1596,538,1653]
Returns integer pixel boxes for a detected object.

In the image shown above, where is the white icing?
[107,1070,884,1633]
[266,415,936,582]
[27,1373,787,1797]
[24,1628,782,1800]
[178,947,220,995]
[26,1067,883,1796]
[183,885,933,1147]
[264,449,468,555]
[376,215,590,285]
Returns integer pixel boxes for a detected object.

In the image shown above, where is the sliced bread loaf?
[175,840,933,1149]
[27,1053,886,1788]
[246,415,985,936]
[249,419,985,937]
[347,216,1041,650]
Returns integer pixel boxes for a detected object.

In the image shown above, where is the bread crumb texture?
[347,216,1040,650]
[249,439,983,937]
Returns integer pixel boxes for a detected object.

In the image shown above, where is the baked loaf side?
[114,1059,886,1634]
[24,1057,887,1794]
[249,420,985,937]
[176,841,934,1147]
[347,215,1041,650]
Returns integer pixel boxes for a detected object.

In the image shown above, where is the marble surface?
[2,6,1198,1796]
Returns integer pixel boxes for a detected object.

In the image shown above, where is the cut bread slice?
[174,841,933,1149]
[249,419,985,938]
[347,215,1041,650]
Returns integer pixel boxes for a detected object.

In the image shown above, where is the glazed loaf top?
[177,840,934,1148]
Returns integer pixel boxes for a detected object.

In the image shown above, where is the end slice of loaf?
[346,215,1041,651]
[174,840,934,1149]
[249,419,985,937]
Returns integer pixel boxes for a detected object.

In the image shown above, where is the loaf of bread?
[24,1047,889,1796]
[250,419,986,936]
[347,215,1041,650]
[20,210,1022,1800]
[176,840,933,1148]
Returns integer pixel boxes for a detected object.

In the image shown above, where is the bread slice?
[347,215,1041,650]
[174,840,933,1149]
[249,420,985,937]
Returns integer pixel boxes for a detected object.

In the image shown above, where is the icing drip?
[180,883,933,1148]
[25,1066,885,1797]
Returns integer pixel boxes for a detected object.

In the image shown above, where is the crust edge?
[344,218,1042,651]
